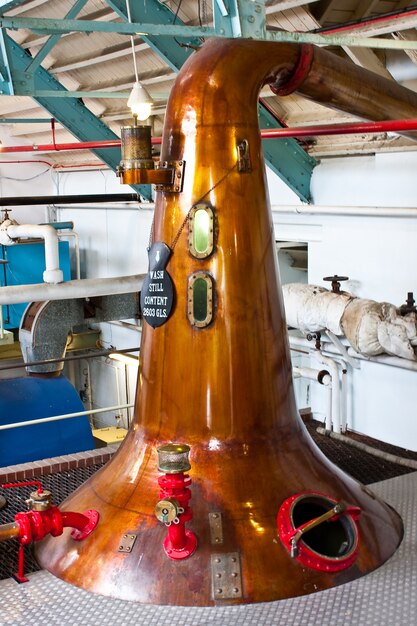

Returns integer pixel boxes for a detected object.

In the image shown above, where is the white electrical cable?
[126,0,139,83]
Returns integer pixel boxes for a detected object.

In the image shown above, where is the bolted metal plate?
[154,160,185,193]
[118,533,137,553]
[211,552,242,600]
[208,512,223,545]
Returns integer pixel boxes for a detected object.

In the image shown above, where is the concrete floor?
[0,472,416,626]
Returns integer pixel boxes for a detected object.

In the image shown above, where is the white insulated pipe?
[289,335,417,373]
[0,273,145,305]
[272,205,417,217]
[58,230,81,280]
[5,224,64,284]
[312,350,341,433]
[325,382,332,432]
[292,366,331,385]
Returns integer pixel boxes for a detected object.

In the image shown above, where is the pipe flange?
[270,44,314,96]
[70,509,100,541]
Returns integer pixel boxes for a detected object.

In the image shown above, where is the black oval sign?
[140,242,174,328]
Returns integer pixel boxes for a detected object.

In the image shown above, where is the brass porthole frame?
[188,204,215,259]
[187,271,214,328]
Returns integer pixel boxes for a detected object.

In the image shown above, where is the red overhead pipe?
[0,136,162,154]
[260,118,417,138]
[1,119,417,155]
[316,6,417,35]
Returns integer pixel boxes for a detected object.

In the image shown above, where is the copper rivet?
[216,573,221,578]
[216,589,223,594]
[233,588,239,593]
[232,572,237,577]
[215,558,221,563]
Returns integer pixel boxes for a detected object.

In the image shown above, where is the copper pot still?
[36,38,409,605]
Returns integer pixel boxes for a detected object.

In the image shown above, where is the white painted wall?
[269,152,417,450]
[0,154,55,223]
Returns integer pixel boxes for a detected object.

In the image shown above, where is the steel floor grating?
[0,471,416,626]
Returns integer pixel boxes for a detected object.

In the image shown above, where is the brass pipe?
[0,522,20,542]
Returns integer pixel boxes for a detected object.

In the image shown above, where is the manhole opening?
[291,497,357,558]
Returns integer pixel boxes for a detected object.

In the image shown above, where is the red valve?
[156,472,197,560]
[1,482,99,583]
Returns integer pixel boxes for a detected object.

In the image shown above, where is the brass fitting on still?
[154,443,197,560]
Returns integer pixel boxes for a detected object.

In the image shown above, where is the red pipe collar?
[270,44,314,96]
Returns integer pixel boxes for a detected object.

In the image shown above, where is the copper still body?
[36,38,412,605]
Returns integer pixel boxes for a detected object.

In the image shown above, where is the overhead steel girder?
[105,0,199,72]
[106,0,316,201]
[0,28,13,94]
[259,104,315,201]
[0,1,316,201]
[0,33,152,200]
[0,0,27,11]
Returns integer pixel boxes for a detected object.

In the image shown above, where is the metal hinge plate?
[209,512,223,545]
[154,160,185,193]
[118,533,137,553]
[211,552,242,600]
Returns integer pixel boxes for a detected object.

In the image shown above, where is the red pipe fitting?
[1,482,99,582]
[14,507,99,545]
[157,472,197,560]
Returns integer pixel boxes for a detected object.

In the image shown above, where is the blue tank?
[0,375,95,467]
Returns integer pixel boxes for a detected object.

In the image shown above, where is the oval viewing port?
[187,272,214,328]
[188,204,214,258]
[277,492,360,572]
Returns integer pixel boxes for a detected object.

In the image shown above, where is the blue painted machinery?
[0,375,94,466]
[0,240,71,329]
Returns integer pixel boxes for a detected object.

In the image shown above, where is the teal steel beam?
[106,0,315,201]
[0,117,52,122]
[25,0,89,74]
[258,104,315,202]
[213,0,266,39]
[0,29,12,94]
[3,15,417,50]
[0,33,151,199]
[27,90,132,98]
[0,0,27,11]
[105,0,198,72]
[0,3,316,201]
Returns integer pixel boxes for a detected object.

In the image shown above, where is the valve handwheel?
[323,274,349,293]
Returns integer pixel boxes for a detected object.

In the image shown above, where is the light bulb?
[127,82,153,121]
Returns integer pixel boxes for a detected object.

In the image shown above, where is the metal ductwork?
[20,293,139,374]
[36,39,409,605]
